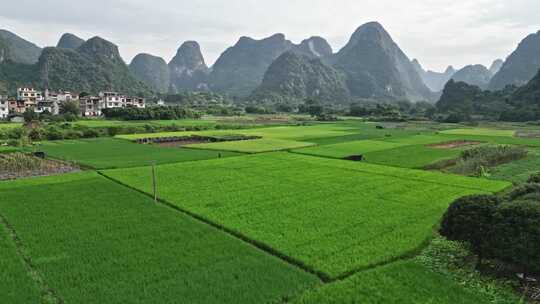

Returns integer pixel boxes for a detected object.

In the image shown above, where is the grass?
[31,138,241,169]
[293,140,407,159]
[363,145,464,169]
[103,152,510,279]
[0,122,22,130]
[292,260,499,304]
[441,128,516,137]
[0,224,42,304]
[0,172,319,303]
[188,138,316,153]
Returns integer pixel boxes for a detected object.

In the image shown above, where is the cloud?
[0,0,539,71]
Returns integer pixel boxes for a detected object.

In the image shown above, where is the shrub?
[28,127,45,141]
[506,183,540,201]
[527,172,540,184]
[440,195,501,266]
[493,200,540,278]
[449,145,528,176]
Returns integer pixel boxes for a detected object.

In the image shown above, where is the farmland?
[103,152,509,279]
[0,172,318,303]
[31,138,241,169]
[2,119,538,303]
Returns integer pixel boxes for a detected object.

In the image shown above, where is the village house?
[81,91,146,117]
[0,96,8,119]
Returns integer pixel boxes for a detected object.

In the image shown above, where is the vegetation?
[32,138,241,169]
[0,172,318,303]
[187,138,315,153]
[441,180,540,283]
[294,140,407,159]
[102,106,201,120]
[448,145,528,177]
[103,152,508,279]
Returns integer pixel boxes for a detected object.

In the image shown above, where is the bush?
[506,183,540,201]
[493,200,540,277]
[527,172,540,184]
[449,145,528,176]
[28,127,45,141]
[440,195,501,266]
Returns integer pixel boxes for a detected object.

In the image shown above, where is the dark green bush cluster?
[449,145,528,176]
[102,106,201,121]
[440,179,540,278]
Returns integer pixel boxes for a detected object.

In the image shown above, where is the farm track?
[0,213,63,304]
[97,170,431,287]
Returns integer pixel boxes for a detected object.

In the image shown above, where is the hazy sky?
[1,0,539,71]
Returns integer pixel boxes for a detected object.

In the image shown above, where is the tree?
[493,200,540,279]
[440,194,500,267]
[23,108,38,123]
[60,101,80,116]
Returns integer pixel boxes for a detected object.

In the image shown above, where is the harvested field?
[429,140,483,149]
[0,153,78,181]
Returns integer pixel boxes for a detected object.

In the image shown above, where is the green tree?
[440,195,500,267]
[493,200,540,279]
[60,101,80,116]
[23,108,38,123]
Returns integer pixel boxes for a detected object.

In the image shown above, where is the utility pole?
[152,162,157,204]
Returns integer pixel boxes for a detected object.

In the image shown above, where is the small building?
[79,96,103,117]
[0,96,8,119]
[125,96,145,108]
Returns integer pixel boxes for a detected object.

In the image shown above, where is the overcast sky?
[1,0,539,71]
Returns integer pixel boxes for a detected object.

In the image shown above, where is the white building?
[80,91,145,117]
[44,90,79,115]
[0,96,8,119]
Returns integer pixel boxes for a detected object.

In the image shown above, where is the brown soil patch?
[429,140,482,149]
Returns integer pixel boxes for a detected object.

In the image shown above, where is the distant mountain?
[168,41,209,93]
[0,29,42,64]
[329,22,433,102]
[251,51,349,104]
[130,53,170,93]
[0,36,11,63]
[412,59,455,92]
[57,33,85,50]
[436,79,481,113]
[209,34,295,97]
[38,37,151,95]
[452,64,492,89]
[512,68,540,105]
[490,31,540,90]
[489,59,504,75]
[297,36,333,58]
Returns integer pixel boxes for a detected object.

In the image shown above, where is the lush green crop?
[292,260,501,304]
[117,124,357,141]
[441,128,516,137]
[103,153,509,279]
[363,145,463,169]
[294,140,407,158]
[188,138,315,153]
[0,172,318,303]
[0,224,41,303]
[32,138,240,169]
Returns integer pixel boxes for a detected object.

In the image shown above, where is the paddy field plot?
[0,224,41,304]
[33,138,241,169]
[293,140,407,159]
[187,138,316,153]
[117,124,358,141]
[0,172,318,304]
[103,152,510,279]
[440,128,516,137]
[292,260,504,304]
[363,144,464,169]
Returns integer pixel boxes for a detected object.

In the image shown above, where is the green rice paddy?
[103,152,509,279]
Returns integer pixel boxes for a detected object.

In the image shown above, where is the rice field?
[363,145,463,169]
[294,140,407,159]
[440,128,516,137]
[293,260,497,304]
[188,138,316,153]
[0,172,319,303]
[31,138,241,169]
[103,152,510,279]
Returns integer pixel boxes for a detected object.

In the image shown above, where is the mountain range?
[1,24,540,106]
